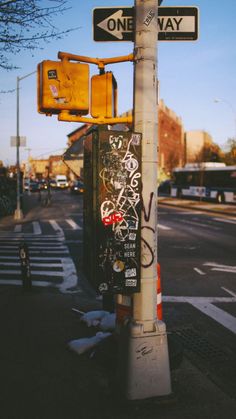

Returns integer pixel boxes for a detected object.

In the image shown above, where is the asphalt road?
[158,204,236,298]
[0,191,236,407]
[158,203,236,399]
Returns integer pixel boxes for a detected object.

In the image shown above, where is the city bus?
[171,163,236,204]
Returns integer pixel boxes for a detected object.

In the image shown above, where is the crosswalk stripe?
[49,220,64,235]
[66,218,82,230]
[14,224,22,233]
[0,269,64,277]
[32,221,42,235]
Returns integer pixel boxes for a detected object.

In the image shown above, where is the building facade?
[185,130,213,163]
[66,100,185,181]
[158,99,184,178]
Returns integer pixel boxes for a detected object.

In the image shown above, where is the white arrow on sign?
[97,10,134,40]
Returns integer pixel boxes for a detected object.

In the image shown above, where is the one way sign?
[93,7,134,42]
[93,6,199,42]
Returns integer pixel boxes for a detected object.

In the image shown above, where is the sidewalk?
[158,196,236,217]
[1,284,236,419]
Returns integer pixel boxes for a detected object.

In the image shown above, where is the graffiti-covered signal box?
[84,126,142,295]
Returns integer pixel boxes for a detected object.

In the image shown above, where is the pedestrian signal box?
[37,60,89,115]
[91,72,117,118]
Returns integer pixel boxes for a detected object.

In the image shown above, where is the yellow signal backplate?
[38,60,89,115]
[91,72,117,118]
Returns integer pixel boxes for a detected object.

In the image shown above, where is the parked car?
[55,175,68,189]
[23,178,30,191]
[29,181,40,192]
[49,179,57,188]
[70,180,84,194]
[24,179,40,192]
[38,179,48,190]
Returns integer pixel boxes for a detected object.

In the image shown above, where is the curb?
[158,198,236,217]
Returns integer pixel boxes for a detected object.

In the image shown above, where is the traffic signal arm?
[58,51,134,71]
[58,110,133,125]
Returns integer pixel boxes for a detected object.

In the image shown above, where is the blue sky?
[1,0,236,166]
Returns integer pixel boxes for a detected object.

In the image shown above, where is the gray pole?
[14,76,23,220]
[117,0,172,400]
[14,71,36,221]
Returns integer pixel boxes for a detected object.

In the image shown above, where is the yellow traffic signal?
[37,60,89,115]
[91,72,117,118]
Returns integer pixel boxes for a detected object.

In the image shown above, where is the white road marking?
[190,301,236,335]
[32,221,42,235]
[181,219,221,230]
[158,223,171,230]
[213,217,236,225]
[0,244,66,249]
[194,267,206,275]
[66,219,82,230]
[204,262,236,273]
[0,280,52,287]
[221,287,236,297]
[49,220,64,235]
[14,225,22,233]
[0,262,62,268]
[212,267,236,273]
[163,295,236,335]
[163,296,236,303]
[0,249,69,254]
[0,269,64,276]
[0,256,63,261]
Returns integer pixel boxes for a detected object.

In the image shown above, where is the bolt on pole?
[117,0,172,400]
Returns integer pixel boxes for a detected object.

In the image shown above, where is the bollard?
[19,243,32,290]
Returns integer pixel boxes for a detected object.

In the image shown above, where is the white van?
[55,175,68,189]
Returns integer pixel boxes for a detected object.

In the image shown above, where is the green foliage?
[223,138,236,165]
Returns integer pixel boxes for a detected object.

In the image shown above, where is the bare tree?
[0,0,78,71]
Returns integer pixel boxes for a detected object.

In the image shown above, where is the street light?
[14,71,36,220]
[214,98,236,142]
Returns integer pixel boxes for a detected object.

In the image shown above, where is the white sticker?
[126,279,137,287]
[143,10,155,27]
[49,84,58,97]
[125,268,137,278]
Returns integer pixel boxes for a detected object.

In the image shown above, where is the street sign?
[93,6,199,42]
[158,7,199,41]
[10,136,26,147]
[93,7,134,42]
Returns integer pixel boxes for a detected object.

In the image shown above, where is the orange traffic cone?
[157,263,163,320]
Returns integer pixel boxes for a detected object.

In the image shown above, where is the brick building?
[27,156,68,179]
[66,100,185,181]
[158,99,184,177]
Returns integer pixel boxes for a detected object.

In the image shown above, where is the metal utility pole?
[14,76,23,220]
[118,0,171,400]
[14,71,36,220]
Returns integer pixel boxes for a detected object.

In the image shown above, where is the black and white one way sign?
[93,6,199,42]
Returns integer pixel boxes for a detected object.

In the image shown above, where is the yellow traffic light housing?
[91,72,117,118]
[37,60,89,115]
